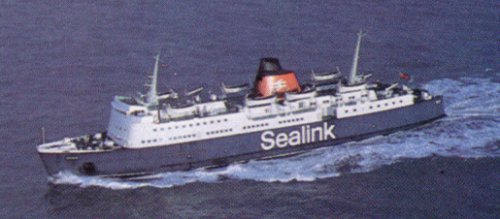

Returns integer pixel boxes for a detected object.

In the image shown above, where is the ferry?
[37,31,445,177]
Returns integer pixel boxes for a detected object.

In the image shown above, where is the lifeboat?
[254,58,301,97]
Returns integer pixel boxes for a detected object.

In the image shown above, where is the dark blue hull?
[39,97,445,177]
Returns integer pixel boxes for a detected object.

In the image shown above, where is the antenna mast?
[146,53,160,106]
[348,30,365,85]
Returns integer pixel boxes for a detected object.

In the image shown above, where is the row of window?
[344,100,404,113]
[141,132,198,144]
[243,123,268,130]
[207,129,233,135]
[170,134,196,141]
[278,117,304,124]
[152,118,229,132]
[141,138,161,144]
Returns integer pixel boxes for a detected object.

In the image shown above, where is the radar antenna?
[348,30,366,85]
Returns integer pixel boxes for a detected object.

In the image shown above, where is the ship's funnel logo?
[272,79,287,91]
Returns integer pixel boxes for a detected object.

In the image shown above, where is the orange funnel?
[255,58,301,97]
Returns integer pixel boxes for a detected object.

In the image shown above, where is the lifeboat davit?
[254,58,301,97]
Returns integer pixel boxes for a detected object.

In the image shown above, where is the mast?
[348,30,365,85]
[146,53,160,106]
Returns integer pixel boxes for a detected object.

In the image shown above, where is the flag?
[399,72,410,80]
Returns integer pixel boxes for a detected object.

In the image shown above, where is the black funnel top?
[256,57,289,80]
[258,58,282,72]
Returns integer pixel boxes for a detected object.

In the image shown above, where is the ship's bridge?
[107,96,153,146]
[111,96,147,116]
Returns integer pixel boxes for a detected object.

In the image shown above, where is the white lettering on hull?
[260,122,336,150]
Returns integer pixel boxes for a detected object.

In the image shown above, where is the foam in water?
[49,77,500,189]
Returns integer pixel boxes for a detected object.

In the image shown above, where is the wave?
[49,77,500,189]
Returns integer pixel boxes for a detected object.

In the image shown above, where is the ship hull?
[39,97,445,177]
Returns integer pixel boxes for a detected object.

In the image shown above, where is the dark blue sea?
[0,1,499,218]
